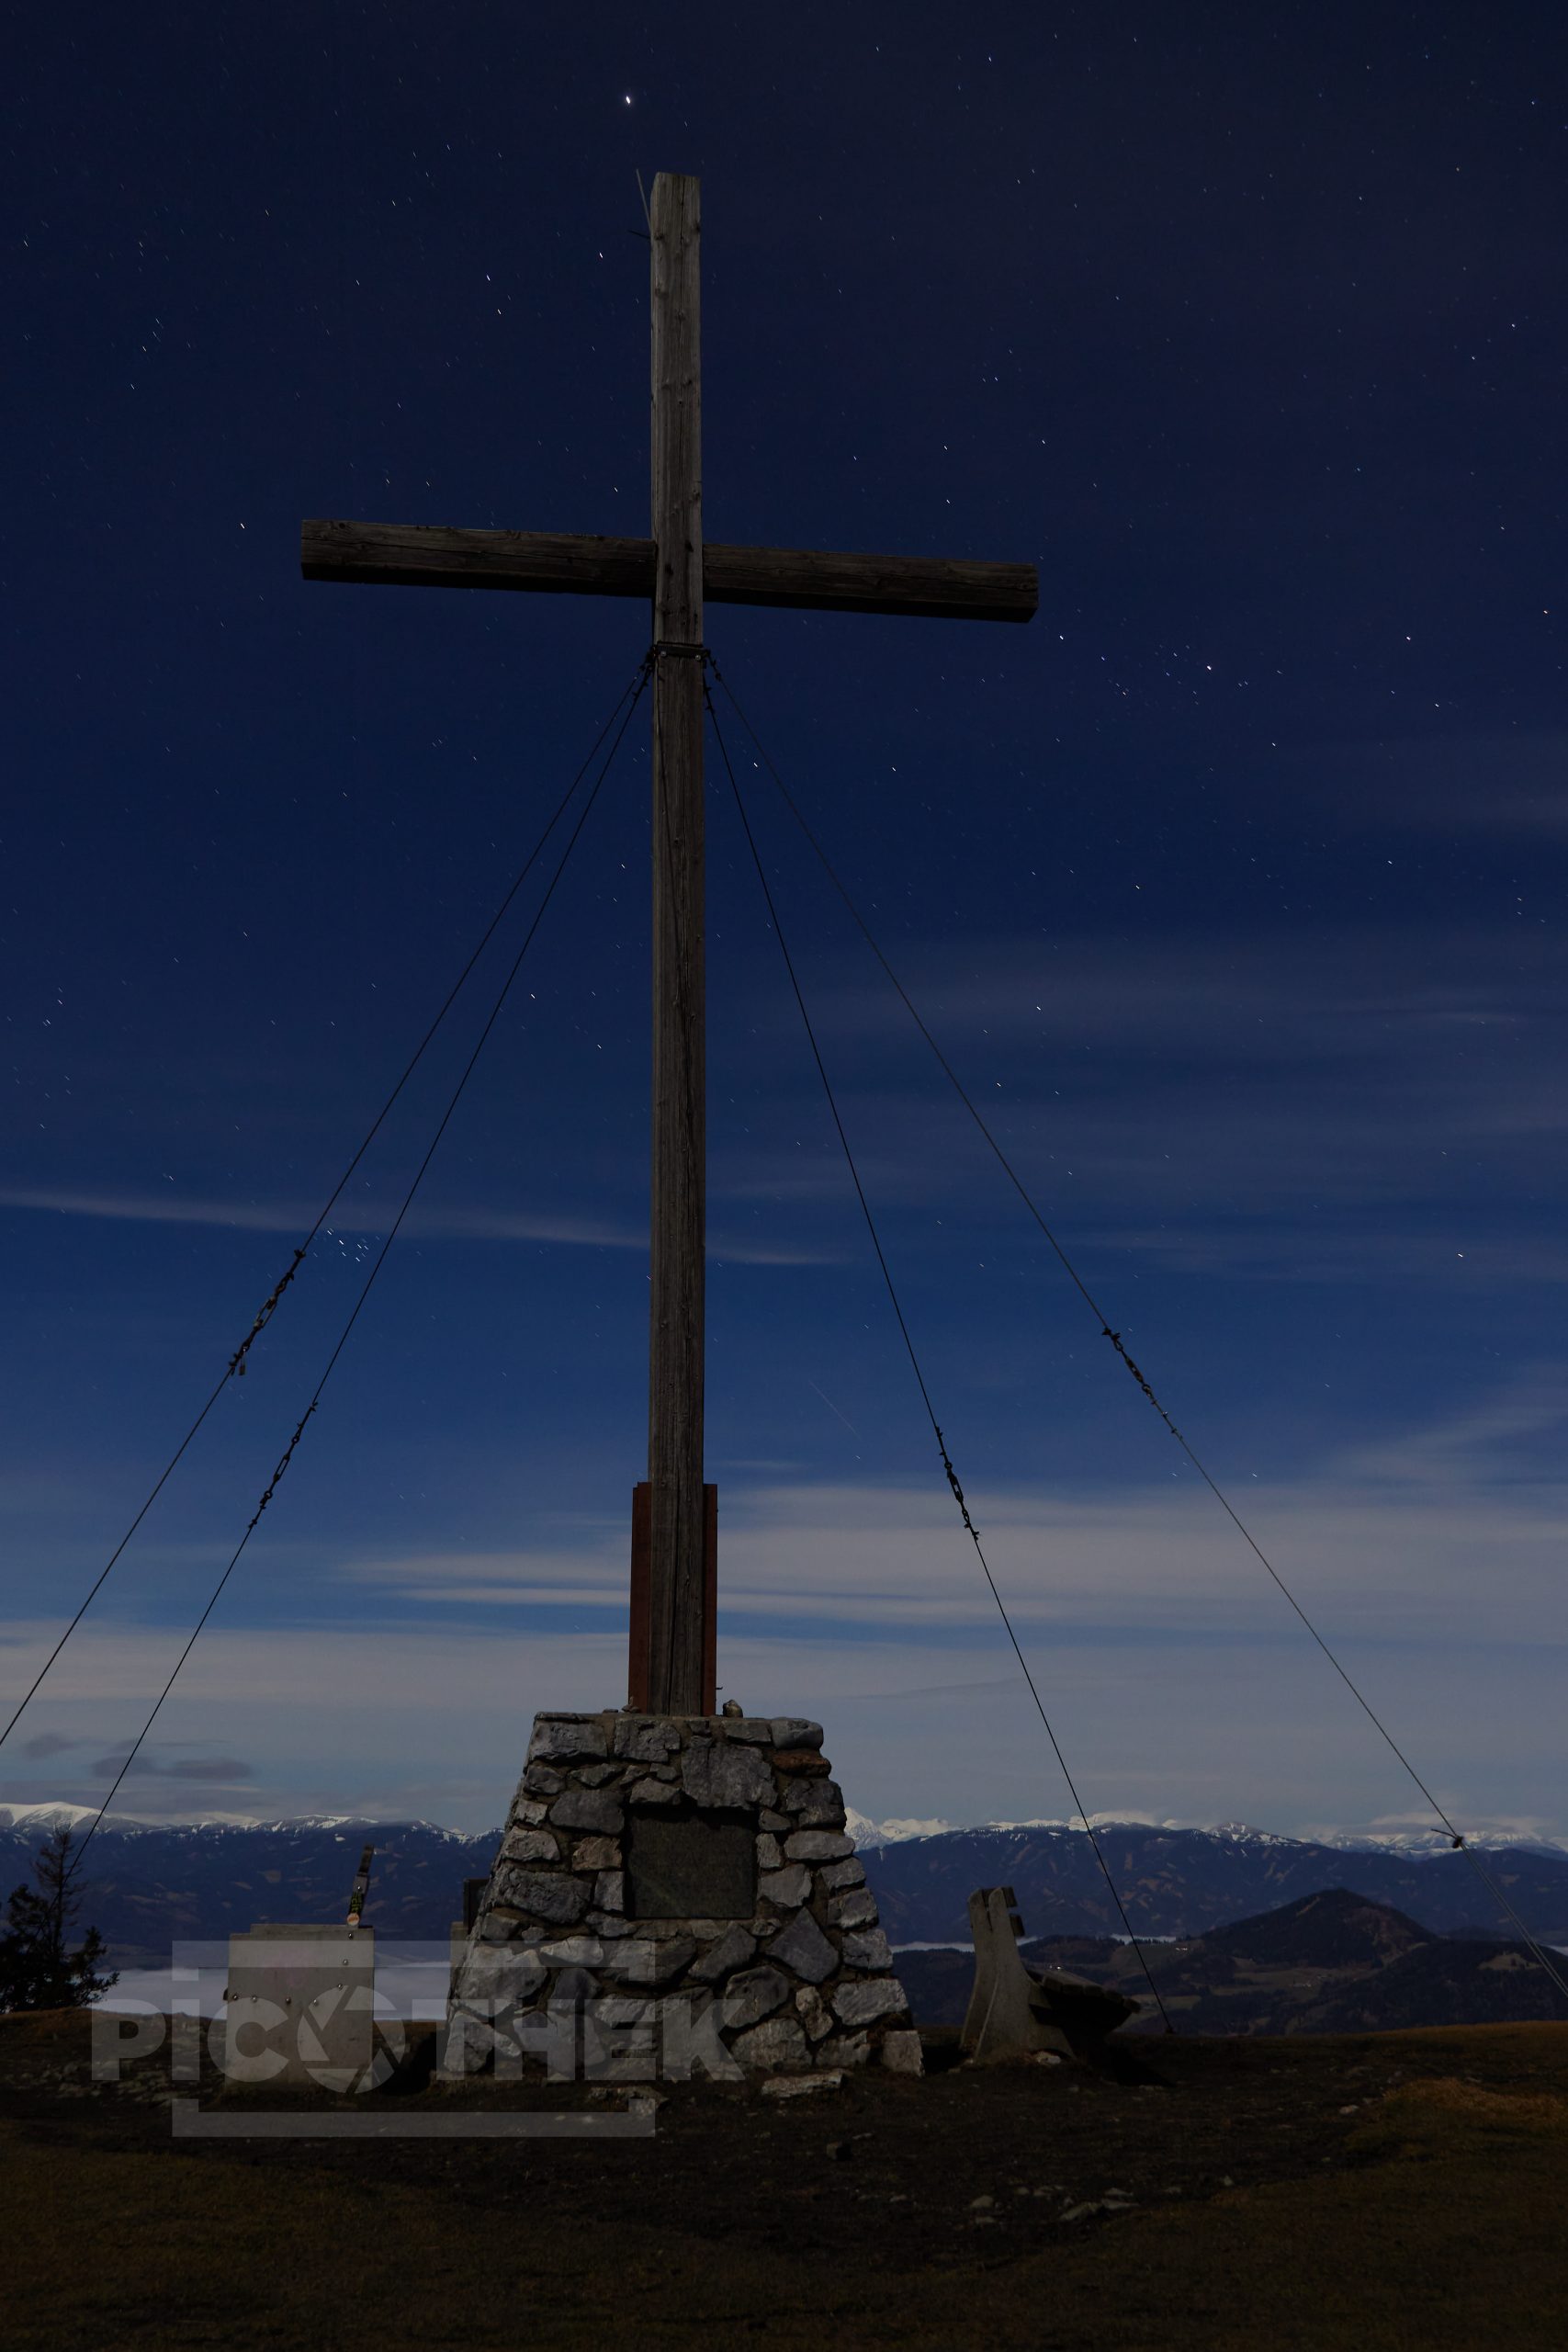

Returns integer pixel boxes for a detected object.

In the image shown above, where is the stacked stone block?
[446,1709,922,2082]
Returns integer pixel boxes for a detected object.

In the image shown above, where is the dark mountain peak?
[1205,1886,1430,1969]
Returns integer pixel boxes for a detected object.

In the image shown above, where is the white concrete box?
[224,1925,377,2089]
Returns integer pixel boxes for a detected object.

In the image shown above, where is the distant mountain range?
[0,1811,491,1971]
[844,1808,1568,1862]
[859,1819,1568,1947]
[897,1886,1568,2036]
[4,1804,1566,1980]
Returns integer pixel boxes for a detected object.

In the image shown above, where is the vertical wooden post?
[627,1481,717,1713]
[647,172,706,1715]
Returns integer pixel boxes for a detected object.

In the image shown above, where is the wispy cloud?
[0,1185,836,1266]
[1336,1374,1568,1486]
[702,922,1568,1291]
[0,1184,643,1247]
[323,1382,1568,1650]
[1089,1221,1568,1287]
[86,1749,253,1783]
[9,920,1561,1290]
[1283,729,1568,841]
[3,1605,1557,1841]
[339,1549,628,1608]
[7,1374,1564,1829]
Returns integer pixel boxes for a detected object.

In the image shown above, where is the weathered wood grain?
[626,1480,718,1713]
[300,519,654,597]
[301,518,1037,623]
[645,170,708,1718]
[708,542,1037,622]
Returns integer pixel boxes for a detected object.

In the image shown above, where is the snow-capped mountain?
[1308,1824,1568,1860]
[861,1820,1568,1946]
[0,1802,106,1833]
[842,1808,954,1849]
[6,1803,1567,1967]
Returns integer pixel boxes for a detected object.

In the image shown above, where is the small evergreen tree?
[0,1825,118,2011]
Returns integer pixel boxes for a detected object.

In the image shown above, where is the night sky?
[6,6,1565,1841]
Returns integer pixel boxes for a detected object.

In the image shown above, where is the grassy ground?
[3,2015,1564,2348]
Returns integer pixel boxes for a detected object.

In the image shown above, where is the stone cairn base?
[445,1708,922,2085]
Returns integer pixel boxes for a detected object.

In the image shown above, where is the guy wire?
[67,675,646,1869]
[707,662,1568,2008]
[2,671,646,1759]
[707,684,1177,2033]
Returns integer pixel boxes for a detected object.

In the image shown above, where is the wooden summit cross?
[301,173,1037,1720]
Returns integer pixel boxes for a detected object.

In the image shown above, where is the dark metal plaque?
[624,1810,756,1921]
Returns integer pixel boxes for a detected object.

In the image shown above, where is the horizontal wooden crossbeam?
[300,519,1038,623]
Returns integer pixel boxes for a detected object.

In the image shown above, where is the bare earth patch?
[2,2015,1564,2349]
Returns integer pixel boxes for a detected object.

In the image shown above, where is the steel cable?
[67,676,646,1870]
[2,671,645,1759]
[707,662,1568,2010]
[708,684,1177,2032]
